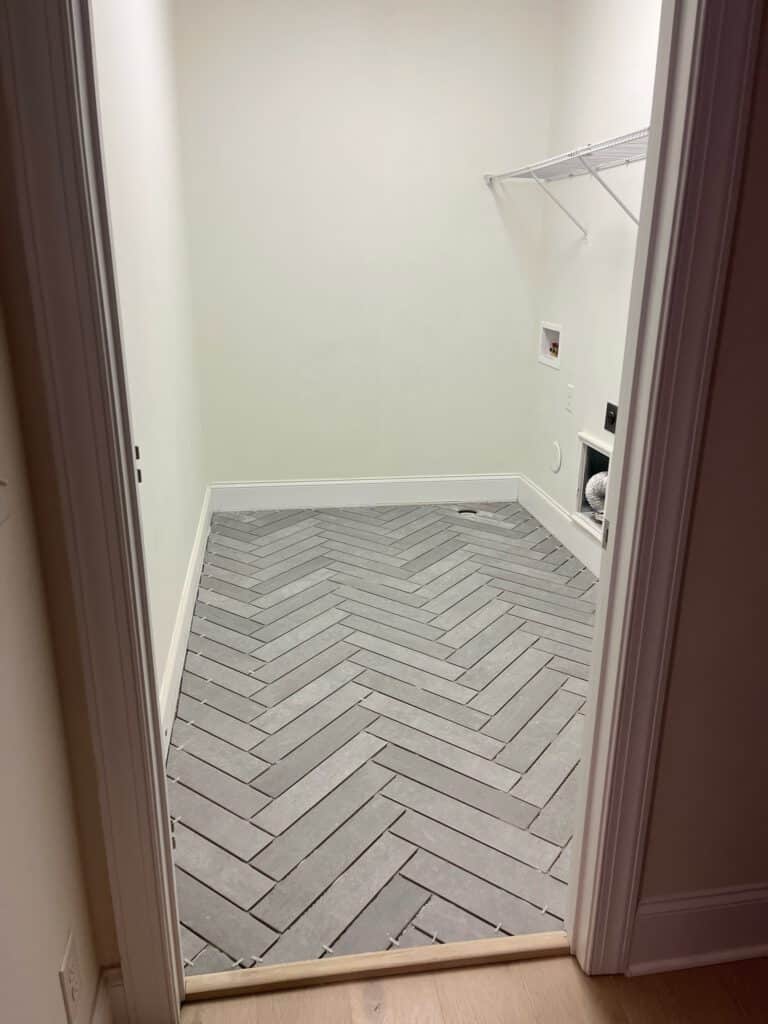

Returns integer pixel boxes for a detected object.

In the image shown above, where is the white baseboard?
[158,487,211,753]
[91,968,127,1024]
[628,884,768,975]
[516,476,601,575]
[210,474,521,512]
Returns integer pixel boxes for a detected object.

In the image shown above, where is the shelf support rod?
[577,155,639,225]
[530,171,588,238]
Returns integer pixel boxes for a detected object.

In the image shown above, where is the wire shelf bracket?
[484,127,649,237]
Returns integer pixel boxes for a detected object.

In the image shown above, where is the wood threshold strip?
[184,930,570,1001]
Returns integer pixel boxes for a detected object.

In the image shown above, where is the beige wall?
[91,0,207,702]
[638,28,768,900]
[0,311,111,1022]
[170,0,554,483]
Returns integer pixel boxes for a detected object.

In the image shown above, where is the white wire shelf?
[484,128,649,236]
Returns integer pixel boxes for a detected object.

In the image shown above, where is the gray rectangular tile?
[251,707,379,799]
[513,716,584,808]
[190,615,262,655]
[254,796,403,930]
[167,748,268,818]
[347,632,465,681]
[357,669,487,730]
[412,896,503,943]
[254,626,353,686]
[448,613,524,669]
[185,653,263,698]
[167,780,270,860]
[175,870,277,962]
[482,668,567,743]
[469,648,552,715]
[367,717,517,791]
[530,769,581,846]
[177,694,266,751]
[350,650,475,704]
[253,662,361,736]
[174,824,273,909]
[361,692,502,759]
[401,851,562,936]
[382,776,557,870]
[261,834,414,964]
[332,876,430,955]
[171,721,268,784]
[253,762,393,880]
[252,733,386,835]
[255,681,368,763]
[496,690,584,773]
[373,745,533,828]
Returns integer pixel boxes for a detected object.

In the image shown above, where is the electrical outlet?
[59,932,82,1024]
[566,384,575,414]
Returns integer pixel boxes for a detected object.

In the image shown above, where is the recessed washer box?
[538,322,561,368]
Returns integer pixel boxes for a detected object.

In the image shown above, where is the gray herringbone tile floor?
[166,503,597,974]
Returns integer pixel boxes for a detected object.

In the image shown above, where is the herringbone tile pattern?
[167,503,597,974]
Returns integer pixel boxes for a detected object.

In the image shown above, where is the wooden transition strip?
[184,930,570,1001]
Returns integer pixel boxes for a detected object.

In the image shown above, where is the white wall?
[170,0,554,483]
[91,0,206,694]
[509,0,662,517]
[0,312,110,1023]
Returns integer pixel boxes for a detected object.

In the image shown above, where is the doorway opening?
[87,0,662,979]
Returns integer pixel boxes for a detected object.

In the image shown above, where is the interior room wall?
[632,27,768,957]
[511,0,662,517]
[0,311,111,1023]
[169,0,554,483]
[91,0,206,695]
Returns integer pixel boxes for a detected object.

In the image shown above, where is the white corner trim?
[159,487,211,751]
[516,476,601,576]
[628,885,768,975]
[210,474,520,512]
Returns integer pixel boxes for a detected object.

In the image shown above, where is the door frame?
[0,0,761,1018]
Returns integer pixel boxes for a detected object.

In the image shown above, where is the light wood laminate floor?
[181,955,768,1023]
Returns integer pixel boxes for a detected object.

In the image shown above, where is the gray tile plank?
[469,648,553,715]
[482,668,568,743]
[254,607,349,662]
[349,650,475,704]
[512,715,584,808]
[181,672,263,723]
[252,733,386,835]
[361,692,502,759]
[252,762,393,880]
[175,870,277,961]
[390,811,566,918]
[382,776,558,871]
[254,796,403,930]
[550,843,572,883]
[261,834,415,964]
[347,632,465,681]
[373,746,534,828]
[179,924,206,964]
[438,597,508,648]
[401,852,562,936]
[251,707,379,799]
[337,600,445,640]
[367,717,517,791]
[458,629,539,692]
[357,669,488,730]
[253,662,361,736]
[173,824,273,910]
[254,626,353,686]
[177,694,266,751]
[496,690,584,773]
[447,613,524,669]
[185,652,263,698]
[340,614,454,660]
[186,946,233,975]
[257,640,358,706]
[167,748,268,818]
[332,876,430,955]
[167,781,271,860]
[412,896,503,943]
[190,615,262,654]
[533,636,592,665]
[171,721,268,784]
[530,769,581,846]
[332,584,432,619]
[255,681,369,763]
[550,657,590,680]
[421,572,491,615]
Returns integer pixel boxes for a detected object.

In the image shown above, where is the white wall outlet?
[566,383,575,414]
[59,932,82,1024]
